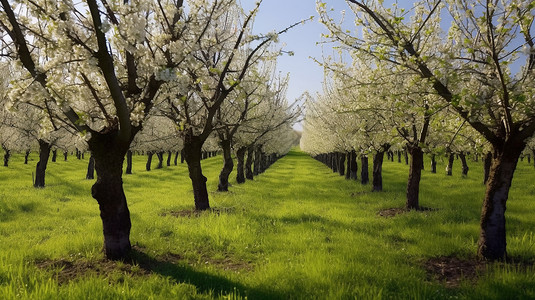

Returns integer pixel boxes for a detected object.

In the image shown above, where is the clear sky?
[242,1,349,119]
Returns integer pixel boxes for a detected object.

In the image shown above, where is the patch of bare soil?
[160,207,236,218]
[423,256,484,288]
[377,208,406,217]
[377,207,437,218]
[36,246,252,284]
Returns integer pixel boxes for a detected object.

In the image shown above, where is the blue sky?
[243,0,349,105]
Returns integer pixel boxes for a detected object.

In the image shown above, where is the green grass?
[0,149,534,299]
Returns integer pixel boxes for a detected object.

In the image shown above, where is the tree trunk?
[345,152,351,179]
[338,152,345,176]
[146,152,153,171]
[459,151,469,176]
[397,151,402,163]
[184,135,210,211]
[372,151,384,192]
[51,150,57,162]
[64,151,68,161]
[88,131,132,260]
[236,146,246,184]
[254,145,262,176]
[245,145,254,180]
[484,151,492,184]
[332,153,338,173]
[24,150,30,164]
[430,154,437,173]
[76,148,81,159]
[174,151,179,165]
[404,149,409,165]
[126,150,133,174]
[349,150,358,180]
[406,145,423,210]
[217,139,234,192]
[180,148,186,163]
[361,155,369,185]
[156,152,164,169]
[166,151,172,167]
[478,143,524,261]
[446,152,454,176]
[86,152,95,180]
[34,140,51,188]
[3,148,10,167]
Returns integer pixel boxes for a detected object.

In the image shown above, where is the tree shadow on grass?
[129,248,284,299]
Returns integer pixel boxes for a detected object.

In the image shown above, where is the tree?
[319,0,535,260]
[0,0,199,259]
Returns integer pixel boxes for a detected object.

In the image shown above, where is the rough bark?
[349,150,358,180]
[3,148,10,167]
[478,142,524,261]
[86,152,95,180]
[24,150,30,164]
[245,145,254,180]
[460,151,469,176]
[156,152,164,169]
[430,154,437,173]
[125,150,133,174]
[372,151,385,192]
[217,139,234,192]
[88,131,132,260]
[484,151,492,184]
[446,152,454,176]
[184,135,210,211]
[361,155,369,185]
[236,146,246,184]
[34,139,51,188]
[338,152,345,176]
[406,145,423,210]
[146,152,153,171]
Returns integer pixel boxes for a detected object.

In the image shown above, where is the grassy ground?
[0,149,534,299]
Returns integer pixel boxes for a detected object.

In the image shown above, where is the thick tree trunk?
[3,148,10,167]
[372,151,384,192]
[218,139,234,192]
[338,152,345,176]
[24,150,30,164]
[166,151,172,167]
[146,152,153,171]
[406,145,423,210]
[236,146,246,184]
[345,152,351,179]
[34,140,51,188]
[86,152,95,180]
[184,135,210,211]
[459,151,469,176]
[125,150,133,174]
[245,145,254,180]
[484,151,492,184]
[478,143,524,261]
[349,150,358,180]
[430,154,437,173]
[51,150,57,162]
[88,132,132,260]
[180,148,186,163]
[446,152,454,176]
[156,152,164,169]
[361,155,369,185]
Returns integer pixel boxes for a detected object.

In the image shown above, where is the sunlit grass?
[0,149,534,299]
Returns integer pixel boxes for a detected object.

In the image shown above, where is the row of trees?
[302,0,535,261]
[0,0,298,260]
